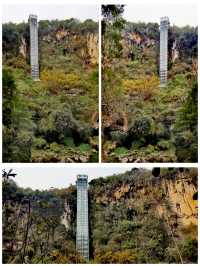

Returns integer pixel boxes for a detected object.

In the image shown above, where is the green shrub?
[174,130,197,162]
[110,130,127,145]
[63,137,75,147]
[129,117,151,138]
[41,69,82,93]
[11,130,32,162]
[3,68,16,127]
[33,137,47,149]
[157,140,171,150]
[49,142,62,153]
[113,147,129,156]
[78,143,92,153]
[181,238,197,263]
[131,138,145,149]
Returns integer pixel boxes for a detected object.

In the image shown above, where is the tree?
[21,199,31,263]
[2,68,16,127]
[2,169,17,180]
[2,169,17,206]
[101,5,126,118]
[174,78,197,162]
[3,23,20,58]
[178,79,197,131]
[102,5,125,62]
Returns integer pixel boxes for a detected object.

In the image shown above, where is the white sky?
[124,4,198,26]
[2,4,99,23]
[2,166,139,190]
[2,3,197,26]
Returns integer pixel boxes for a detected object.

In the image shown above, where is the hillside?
[102,16,198,162]
[3,168,198,263]
[3,19,99,162]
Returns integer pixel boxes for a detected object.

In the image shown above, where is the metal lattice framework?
[29,14,39,80]
[160,17,169,85]
[76,175,89,260]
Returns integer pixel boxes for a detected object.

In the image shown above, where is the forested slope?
[102,7,198,162]
[3,19,99,162]
[3,168,198,263]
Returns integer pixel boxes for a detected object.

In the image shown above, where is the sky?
[124,4,198,26]
[2,166,140,190]
[2,4,197,26]
[2,4,99,23]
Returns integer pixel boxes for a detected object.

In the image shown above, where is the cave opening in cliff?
[193,192,198,200]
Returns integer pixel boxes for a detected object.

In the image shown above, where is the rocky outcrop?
[92,169,197,236]
[19,37,27,58]
[122,31,156,59]
[55,30,98,65]
[55,29,70,41]
[86,33,98,65]
[158,174,197,228]
[61,199,71,230]
[171,41,179,62]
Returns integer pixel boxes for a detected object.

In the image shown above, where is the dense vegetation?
[3,18,99,162]
[102,5,198,162]
[89,168,198,263]
[3,168,198,263]
[2,169,79,263]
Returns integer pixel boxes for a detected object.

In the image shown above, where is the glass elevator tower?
[160,17,169,85]
[29,14,39,80]
[76,175,89,260]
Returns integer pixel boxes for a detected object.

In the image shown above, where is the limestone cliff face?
[158,174,197,228]
[61,199,71,230]
[127,31,156,47]
[53,30,98,65]
[122,29,181,64]
[19,37,27,58]
[171,41,179,62]
[17,26,98,66]
[86,33,98,65]
[55,29,70,41]
[122,30,156,59]
[93,169,197,238]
